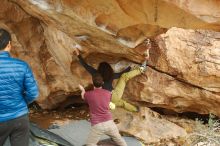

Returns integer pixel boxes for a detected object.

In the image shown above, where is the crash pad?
[49,120,143,146]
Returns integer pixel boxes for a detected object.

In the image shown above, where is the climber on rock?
[73,39,151,112]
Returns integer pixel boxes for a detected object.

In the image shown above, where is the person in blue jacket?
[0,28,39,146]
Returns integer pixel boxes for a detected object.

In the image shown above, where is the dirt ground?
[29,102,216,146]
[29,104,89,129]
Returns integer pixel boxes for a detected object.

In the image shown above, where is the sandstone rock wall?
[164,0,220,24]
[1,0,220,117]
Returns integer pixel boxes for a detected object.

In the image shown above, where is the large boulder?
[1,0,220,144]
[112,107,187,143]
[0,0,219,116]
[152,27,220,93]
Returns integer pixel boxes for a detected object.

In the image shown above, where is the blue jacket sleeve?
[23,64,39,104]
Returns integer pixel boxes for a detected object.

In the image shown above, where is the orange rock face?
[0,0,220,117]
